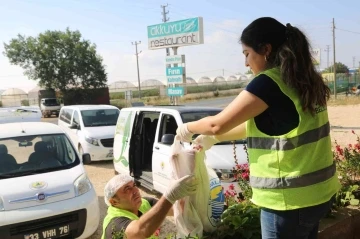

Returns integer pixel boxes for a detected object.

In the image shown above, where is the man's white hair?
[104,174,134,206]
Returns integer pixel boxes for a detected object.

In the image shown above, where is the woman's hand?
[176,124,194,142]
[193,135,220,150]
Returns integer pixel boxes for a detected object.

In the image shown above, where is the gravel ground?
[41,104,360,239]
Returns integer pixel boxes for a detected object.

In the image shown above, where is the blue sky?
[0,0,359,91]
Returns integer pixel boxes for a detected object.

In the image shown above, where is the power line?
[336,28,360,35]
[131,41,142,99]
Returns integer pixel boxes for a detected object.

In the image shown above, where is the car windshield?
[181,111,247,144]
[43,98,60,106]
[81,109,119,127]
[0,134,79,179]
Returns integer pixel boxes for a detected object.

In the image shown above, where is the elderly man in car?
[101,174,197,239]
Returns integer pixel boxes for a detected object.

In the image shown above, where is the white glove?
[193,135,220,151]
[176,123,194,143]
[164,175,198,204]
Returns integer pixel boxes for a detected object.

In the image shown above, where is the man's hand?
[164,175,198,204]
[176,124,194,143]
[193,135,220,150]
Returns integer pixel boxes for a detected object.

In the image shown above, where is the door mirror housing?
[161,134,175,145]
[69,123,80,130]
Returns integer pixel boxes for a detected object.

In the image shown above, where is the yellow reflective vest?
[246,67,341,210]
[102,198,154,239]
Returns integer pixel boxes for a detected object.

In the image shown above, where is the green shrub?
[110,89,159,100]
[21,99,29,106]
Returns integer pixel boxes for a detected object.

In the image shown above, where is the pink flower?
[229,184,235,190]
[154,228,161,236]
[336,145,344,156]
[241,172,250,181]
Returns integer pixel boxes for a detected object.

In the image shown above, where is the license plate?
[106,149,113,158]
[24,225,70,239]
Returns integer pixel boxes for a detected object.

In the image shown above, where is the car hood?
[204,143,248,170]
[84,125,116,139]
[0,166,85,211]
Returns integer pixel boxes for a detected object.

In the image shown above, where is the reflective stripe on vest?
[248,122,330,151]
[250,162,336,189]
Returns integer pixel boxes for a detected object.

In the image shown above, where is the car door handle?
[154,146,159,150]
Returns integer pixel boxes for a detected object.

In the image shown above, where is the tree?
[322,62,349,74]
[245,69,253,74]
[3,28,107,91]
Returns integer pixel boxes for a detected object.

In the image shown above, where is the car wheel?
[78,145,91,164]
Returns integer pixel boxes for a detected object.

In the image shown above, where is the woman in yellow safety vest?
[176,17,341,239]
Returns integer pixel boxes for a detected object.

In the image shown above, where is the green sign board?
[167,87,184,96]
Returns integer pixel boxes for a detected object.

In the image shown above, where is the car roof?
[121,105,223,113]
[0,122,64,138]
[61,105,118,110]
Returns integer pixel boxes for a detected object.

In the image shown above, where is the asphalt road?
[185,96,236,108]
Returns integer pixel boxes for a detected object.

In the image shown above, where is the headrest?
[0,144,8,154]
[35,141,48,152]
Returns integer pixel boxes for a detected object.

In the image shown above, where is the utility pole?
[353,57,356,68]
[332,18,337,99]
[132,41,142,99]
[324,45,330,68]
[161,4,170,60]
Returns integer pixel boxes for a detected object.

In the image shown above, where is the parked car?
[58,105,120,163]
[0,111,99,239]
[113,105,248,194]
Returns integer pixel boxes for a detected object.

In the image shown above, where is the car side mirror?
[82,153,91,165]
[161,134,175,145]
[69,123,80,130]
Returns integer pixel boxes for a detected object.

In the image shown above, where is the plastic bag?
[169,135,224,238]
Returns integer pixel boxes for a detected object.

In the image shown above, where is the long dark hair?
[240,17,330,115]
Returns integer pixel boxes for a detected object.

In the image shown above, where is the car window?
[181,111,220,123]
[81,109,119,127]
[59,109,73,124]
[43,99,60,106]
[72,111,80,125]
[181,111,247,144]
[158,114,177,143]
[0,134,80,179]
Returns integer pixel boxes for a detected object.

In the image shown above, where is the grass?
[328,94,360,106]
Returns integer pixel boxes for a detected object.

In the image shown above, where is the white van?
[58,105,120,162]
[113,106,248,194]
[0,109,99,239]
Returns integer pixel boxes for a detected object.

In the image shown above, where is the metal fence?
[324,73,360,94]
